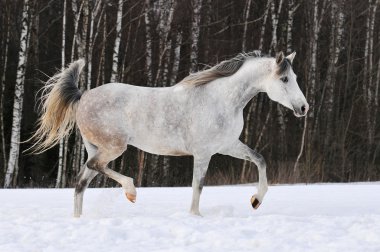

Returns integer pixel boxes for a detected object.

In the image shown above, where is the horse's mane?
[177,50,264,87]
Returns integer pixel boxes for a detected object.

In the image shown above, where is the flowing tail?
[27,59,85,153]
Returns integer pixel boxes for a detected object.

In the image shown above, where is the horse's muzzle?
[293,103,309,117]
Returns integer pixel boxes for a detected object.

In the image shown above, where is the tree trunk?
[154,0,176,85]
[323,0,345,152]
[56,0,67,188]
[170,33,182,85]
[258,0,270,51]
[363,0,378,162]
[286,0,299,54]
[305,0,327,167]
[144,0,153,85]
[4,0,30,188]
[71,0,84,61]
[110,0,123,83]
[190,0,203,72]
[269,0,284,53]
[242,0,252,52]
[0,12,10,173]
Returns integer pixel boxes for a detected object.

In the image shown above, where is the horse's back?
[76,82,188,152]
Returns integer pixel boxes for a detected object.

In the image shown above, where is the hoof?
[125,192,136,203]
[250,196,261,210]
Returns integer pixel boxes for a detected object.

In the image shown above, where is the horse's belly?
[130,141,191,156]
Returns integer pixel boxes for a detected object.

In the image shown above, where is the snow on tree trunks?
[4,0,30,188]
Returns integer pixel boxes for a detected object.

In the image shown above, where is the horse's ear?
[286,51,296,64]
[276,51,284,64]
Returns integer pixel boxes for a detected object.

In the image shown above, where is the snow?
[1,183,380,252]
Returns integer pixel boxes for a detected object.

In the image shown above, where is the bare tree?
[242,0,252,52]
[190,0,203,72]
[4,0,30,188]
[56,0,67,188]
[0,5,10,173]
[111,0,124,83]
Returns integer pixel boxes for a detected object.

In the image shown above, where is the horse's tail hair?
[26,59,85,154]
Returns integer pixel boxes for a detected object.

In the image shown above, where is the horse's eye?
[280,76,288,83]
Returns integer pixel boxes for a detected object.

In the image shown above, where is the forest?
[0,0,379,188]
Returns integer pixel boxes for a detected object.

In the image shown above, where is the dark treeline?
[0,0,380,188]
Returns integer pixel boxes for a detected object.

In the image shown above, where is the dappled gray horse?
[30,51,308,217]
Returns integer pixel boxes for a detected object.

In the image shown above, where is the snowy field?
[1,183,380,252]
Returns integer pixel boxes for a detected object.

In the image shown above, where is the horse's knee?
[252,152,266,170]
[87,158,103,172]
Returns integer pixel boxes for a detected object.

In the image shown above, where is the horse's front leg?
[190,156,211,216]
[219,140,268,209]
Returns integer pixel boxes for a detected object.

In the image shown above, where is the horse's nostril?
[301,106,306,113]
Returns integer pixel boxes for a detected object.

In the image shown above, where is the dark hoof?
[250,196,261,209]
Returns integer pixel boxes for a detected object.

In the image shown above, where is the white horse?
[29,51,308,217]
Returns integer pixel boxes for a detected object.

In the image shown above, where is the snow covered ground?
[1,183,380,252]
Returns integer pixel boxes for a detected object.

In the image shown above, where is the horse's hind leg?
[74,140,98,217]
[87,147,137,203]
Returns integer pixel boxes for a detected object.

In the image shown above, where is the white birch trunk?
[1,15,10,172]
[258,0,270,51]
[242,0,252,52]
[269,0,283,53]
[364,0,378,146]
[302,0,327,169]
[323,0,345,150]
[86,3,95,90]
[144,0,153,85]
[190,0,203,72]
[71,0,84,61]
[170,33,182,85]
[4,0,30,188]
[286,0,299,54]
[110,0,123,83]
[269,0,285,156]
[155,0,176,85]
[56,0,67,188]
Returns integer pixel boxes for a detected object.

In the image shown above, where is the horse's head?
[264,51,309,117]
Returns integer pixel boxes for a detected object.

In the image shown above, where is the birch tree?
[242,0,252,52]
[0,8,10,172]
[269,0,284,53]
[56,0,67,188]
[258,0,271,51]
[144,0,153,85]
[110,0,124,83]
[190,0,203,72]
[323,0,345,151]
[295,0,327,174]
[363,0,379,157]
[286,0,299,54]
[4,0,30,188]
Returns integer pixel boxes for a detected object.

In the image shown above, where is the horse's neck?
[211,59,271,110]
